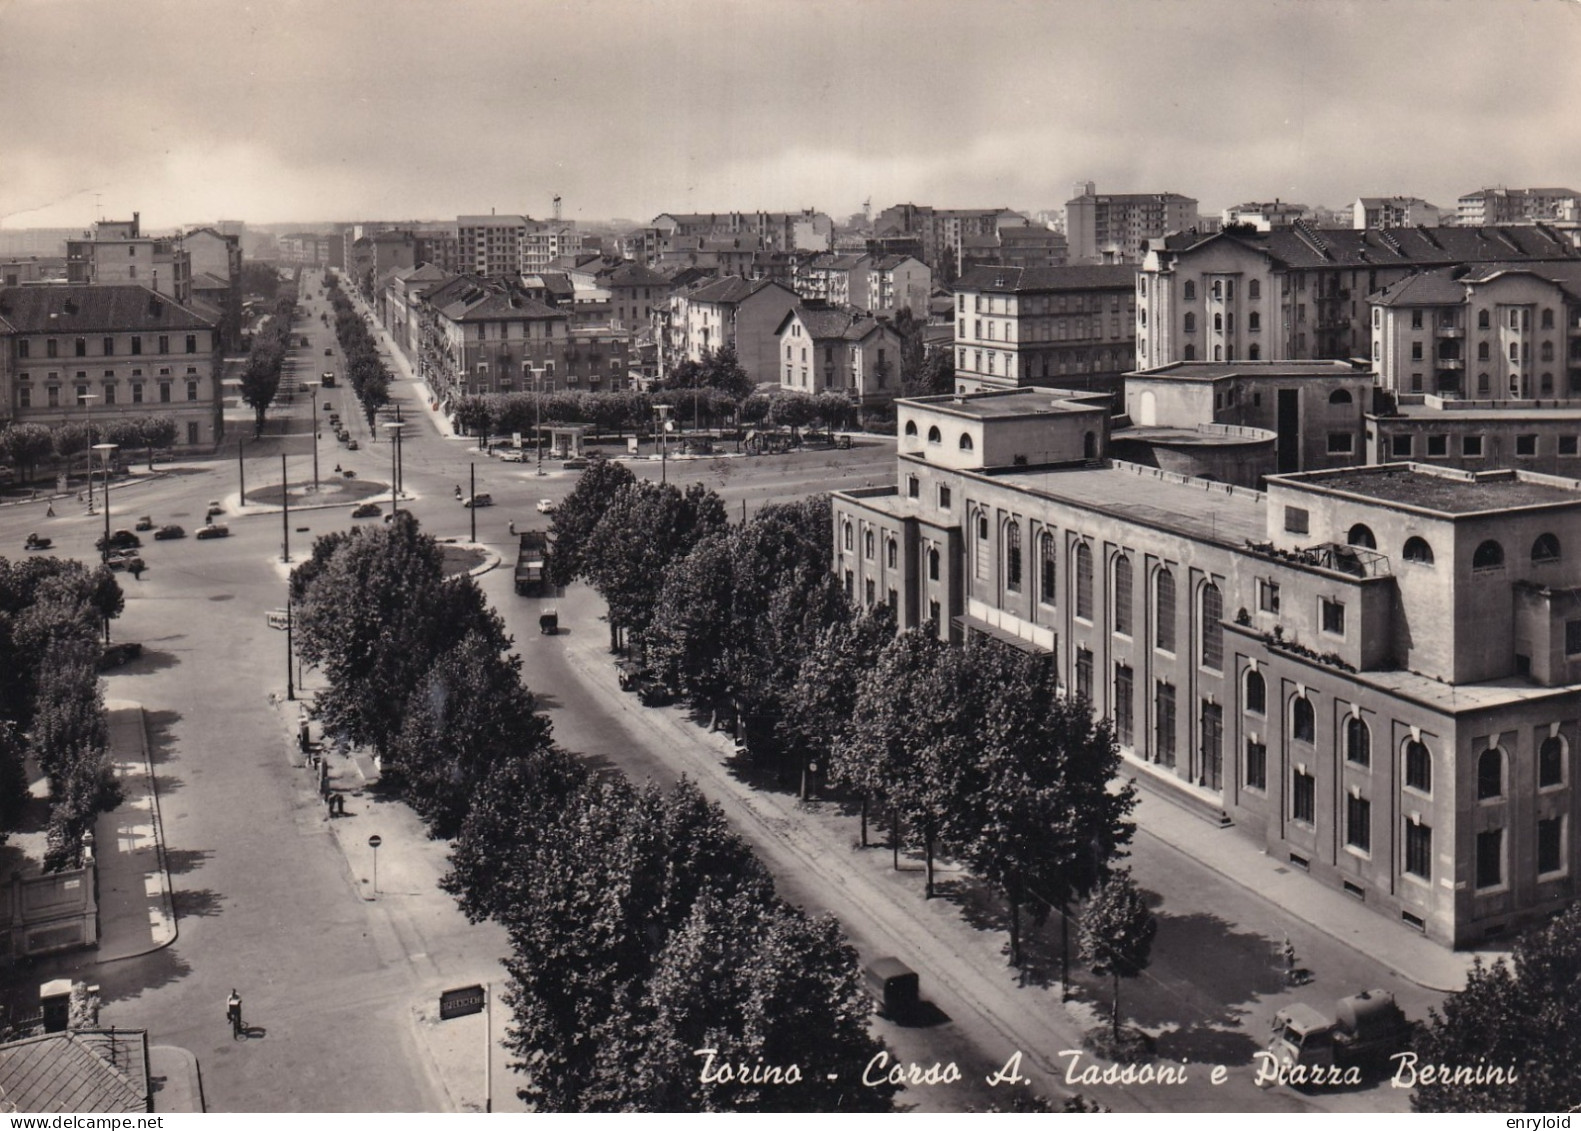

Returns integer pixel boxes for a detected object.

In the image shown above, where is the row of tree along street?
[0,417,181,487]
[289,514,897,1111]
[0,557,125,870]
[543,458,1150,1015]
[322,275,392,427]
[238,272,300,436]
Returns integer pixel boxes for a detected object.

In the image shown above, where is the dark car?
[153,524,186,540]
[134,516,155,531]
[96,529,142,553]
[351,502,381,519]
[195,524,230,540]
[347,439,359,451]
[324,347,333,356]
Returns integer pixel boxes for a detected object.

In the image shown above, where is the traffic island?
[245,477,390,507]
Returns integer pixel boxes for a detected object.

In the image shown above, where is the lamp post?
[383,422,403,515]
[654,404,672,485]
[280,452,291,564]
[78,393,100,511]
[531,366,546,477]
[237,436,247,505]
[305,381,320,492]
[92,444,117,564]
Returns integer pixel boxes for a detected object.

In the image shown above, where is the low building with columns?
[833,387,1581,947]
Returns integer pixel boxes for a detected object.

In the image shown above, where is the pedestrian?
[129,559,144,581]
[335,794,346,817]
[45,503,55,517]
[325,792,336,819]
[508,520,516,536]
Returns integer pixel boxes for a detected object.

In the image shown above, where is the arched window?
[928,547,939,581]
[1248,343,1260,361]
[959,433,974,451]
[1039,533,1056,604]
[1155,568,1176,653]
[843,522,853,551]
[1542,308,1555,330]
[1244,668,1266,714]
[1183,343,1196,360]
[864,530,874,559]
[1540,736,1565,788]
[1347,523,1377,549]
[904,419,918,437]
[1006,523,1022,591]
[1249,311,1261,331]
[1532,533,1561,563]
[1541,341,1555,362]
[1345,716,1370,767]
[1292,696,1315,743]
[1113,554,1132,635]
[1329,389,1353,405]
[1213,312,1223,333]
[1473,540,1505,570]
[1200,582,1223,670]
[1478,747,1503,800]
[1075,542,1093,620]
[1183,312,1196,333]
[1478,309,1490,330]
[886,538,897,569]
[927,425,941,444]
[1403,536,1434,565]
[1478,341,1490,361]
[1249,279,1261,300]
[1405,739,1431,792]
[1183,280,1196,301]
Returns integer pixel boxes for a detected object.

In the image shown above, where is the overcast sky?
[2,0,1578,232]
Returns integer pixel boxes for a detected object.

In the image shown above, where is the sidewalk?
[96,701,177,962]
[339,278,457,441]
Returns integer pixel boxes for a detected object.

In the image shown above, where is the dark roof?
[0,285,214,334]
[439,290,562,323]
[0,1030,150,1112]
[687,276,789,305]
[778,304,888,342]
[955,264,1137,293]
[1288,466,1581,515]
[602,262,670,288]
[1156,224,1581,271]
[1370,271,1468,307]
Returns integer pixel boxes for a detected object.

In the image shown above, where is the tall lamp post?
[531,366,546,477]
[92,444,118,564]
[78,393,100,512]
[305,381,321,493]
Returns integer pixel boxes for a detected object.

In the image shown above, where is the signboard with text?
[440,984,486,1021]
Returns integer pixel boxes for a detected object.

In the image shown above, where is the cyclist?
[226,989,243,1038]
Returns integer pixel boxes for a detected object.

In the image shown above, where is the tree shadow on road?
[161,847,211,876]
[143,709,183,765]
[151,773,184,797]
[170,886,224,919]
[109,648,182,676]
[933,873,1068,990]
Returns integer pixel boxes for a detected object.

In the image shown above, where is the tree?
[892,308,927,395]
[389,632,553,838]
[916,349,955,396]
[1078,871,1156,1042]
[699,346,754,400]
[451,394,492,442]
[544,456,636,589]
[0,423,56,483]
[0,721,29,840]
[956,649,1135,969]
[139,417,179,468]
[240,340,284,436]
[1411,903,1581,1112]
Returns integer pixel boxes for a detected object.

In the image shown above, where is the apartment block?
[1065,182,1197,265]
[66,214,191,304]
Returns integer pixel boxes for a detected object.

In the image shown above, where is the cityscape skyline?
[3,0,1579,232]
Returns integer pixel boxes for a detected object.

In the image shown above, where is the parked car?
[563,458,589,470]
[134,515,155,531]
[351,502,381,519]
[323,401,333,412]
[347,439,359,451]
[106,552,144,573]
[195,524,230,539]
[23,533,52,551]
[324,347,333,356]
[498,450,525,462]
[97,641,143,671]
[153,524,186,540]
[536,498,556,514]
[96,529,141,552]
[462,493,493,508]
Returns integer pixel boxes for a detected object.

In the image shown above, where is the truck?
[1268,990,1414,1077]
[514,530,550,596]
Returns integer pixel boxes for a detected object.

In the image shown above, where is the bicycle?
[227,992,243,1040]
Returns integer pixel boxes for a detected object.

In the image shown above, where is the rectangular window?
[102,337,114,355]
[1246,740,1267,790]
[1258,579,1281,614]
[1075,647,1093,702]
[1405,821,1431,879]
[104,385,116,405]
[864,578,875,608]
[158,335,169,354]
[1426,434,1448,457]
[186,421,199,445]
[1201,702,1223,790]
[1516,434,1538,457]
[17,386,30,408]
[47,338,58,358]
[1327,432,1353,454]
[1321,598,1346,636]
[1346,795,1371,853]
[928,599,940,630]
[132,383,144,404]
[1155,681,1176,767]
[1284,506,1310,535]
[131,337,142,355]
[1293,770,1316,824]
[938,485,951,511]
[1476,828,1503,889]
[186,334,198,354]
[1538,817,1564,876]
[186,380,199,402]
[1463,435,1483,457]
[1561,436,1580,457]
[907,475,919,499]
[16,340,28,359]
[1114,664,1134,747]
[1391,434,1412,458]
[159,382,172,403]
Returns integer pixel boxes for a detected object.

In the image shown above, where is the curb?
[148,1044,206,1113]
[96,702,180,964]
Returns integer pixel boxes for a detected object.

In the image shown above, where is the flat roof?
[1373,403,1581,422]
[1115,425,1274,447]
[1287,465,1581,515]
[901,389,1108,420]
[1128,360,1371,382]
[991,461,1267,546]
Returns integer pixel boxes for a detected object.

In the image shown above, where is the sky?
[2,0,1579,232]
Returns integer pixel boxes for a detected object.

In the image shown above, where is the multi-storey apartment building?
[1222,201,1311,231]
[456,215,533,278]
[959,225,1067,272]
[833,387,1581,947]
[418,276,566,404]
[604,262,672,331]
[1458,188,1581,227]
[774,305,902,405]
[66,214,191,304]
[650,211,834,255]
[1065,183,1198,265]
[523,225,581,275]
[866,255,931,318]
[951,265,1137,397]
[1354,197,1441,229]
[1136,222,1581,369]
[664,275,797,385]
[872,204,1029,278]
[0,285,222,447]
[182,227,243,352]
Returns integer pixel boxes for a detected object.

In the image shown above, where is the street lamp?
[305,381,321,493]
[78,393,99,511]
[654,403,673,485]
[531,366,547,477]
[383,422,404,516]
[92,444,117,564]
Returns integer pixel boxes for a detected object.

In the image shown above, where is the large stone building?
[833,387,1581,947]
[1064,182,1198,265]
[0,285,223,448]
[182,227,244,352]
[662,276,797,385]
[66,215,191,304]
[1135,222,1581,370]
[951,265,1138,398]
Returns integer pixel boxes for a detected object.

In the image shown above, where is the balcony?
[1435,326,1464,339]
[1436,358,1464,370]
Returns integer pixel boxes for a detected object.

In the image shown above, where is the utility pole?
[281,453,291,563]
[469,462,477,543]
[238,437,247,504]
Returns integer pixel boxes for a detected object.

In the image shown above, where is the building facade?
[1354,197,1441,229]
[1458,188,1581,227]
[666,276,797,385]
[0,285,223,447]
[774,305,902,405]
[65,215,192,304]
[833,388,1581,947]
[1065,183,1198,265]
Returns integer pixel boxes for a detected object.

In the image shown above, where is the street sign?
[367,835,382,849]
[266,609,290,630]
[439,984,486,1021]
